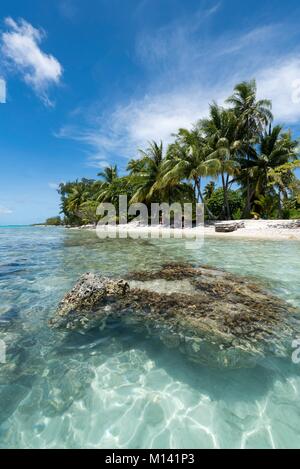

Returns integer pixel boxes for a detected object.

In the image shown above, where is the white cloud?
[56,125,117,167]
[257,58,300,123]
[0,205,12,215]
[86,154,110,169]
[1,17,62,104]
[56,85,227,164]
[59,55,300,163]
[106,86,227,152]
[117,56,300,148]
[215,25,278,57]
[58,13,300,164]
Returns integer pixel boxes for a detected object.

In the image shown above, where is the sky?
[1,0,300,224]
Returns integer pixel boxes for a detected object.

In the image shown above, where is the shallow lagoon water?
[0,226,300,448]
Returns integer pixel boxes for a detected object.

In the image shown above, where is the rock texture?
[268,220,300,230]
[50,264,300,369]
[215,221,245,232]
[50,273,129,330]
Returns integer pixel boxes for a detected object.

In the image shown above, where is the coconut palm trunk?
[246,176,251,215]
[222,172,231,220]
[195,178,215,220]
[278,189,282,218]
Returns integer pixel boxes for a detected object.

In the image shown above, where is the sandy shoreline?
[67,219,300,241]
[204,219,300,240]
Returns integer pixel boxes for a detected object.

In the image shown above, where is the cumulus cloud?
[1,17,62,104]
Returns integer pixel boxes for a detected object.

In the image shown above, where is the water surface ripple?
[0,227,300,449]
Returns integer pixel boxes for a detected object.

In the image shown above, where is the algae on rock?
[50,264,300,369]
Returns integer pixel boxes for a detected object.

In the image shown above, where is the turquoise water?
[0,226,300,449]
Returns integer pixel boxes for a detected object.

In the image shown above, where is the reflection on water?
[0,227,300,448]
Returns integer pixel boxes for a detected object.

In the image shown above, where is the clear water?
[0,226,300,449]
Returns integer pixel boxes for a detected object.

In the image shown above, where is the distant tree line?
[45,216,62,226]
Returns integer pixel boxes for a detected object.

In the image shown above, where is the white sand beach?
[204,219,300,240]
[71,219,300,241]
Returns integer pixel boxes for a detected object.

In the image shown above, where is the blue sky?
[1,0,300,224]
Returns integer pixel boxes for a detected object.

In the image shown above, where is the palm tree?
[97,165,119,202]
[130,141,164,203]
[62,179,94,224]
[159,129,216,219]
[200,105,241,219]
[226,80,273,134]
[203,181,216,200]
[226,80,273,216]
[127,158,146,175]
[98,165,118,184]
[268,161,300,217]
[246,126,298,216]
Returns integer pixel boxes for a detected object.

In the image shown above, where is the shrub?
[45,216,62,226]
[206,188,244,219]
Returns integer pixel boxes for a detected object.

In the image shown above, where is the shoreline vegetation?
[47,80,299,235]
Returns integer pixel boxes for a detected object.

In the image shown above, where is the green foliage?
[282,190,300,219]
[45,216,62,226]
[251,194,278,219]
[203,181,216,200]
[58,178,100,226]
[206,188,244,220]
[97,165,118,183]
